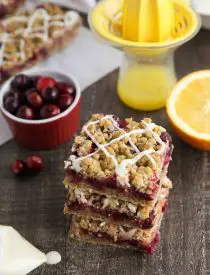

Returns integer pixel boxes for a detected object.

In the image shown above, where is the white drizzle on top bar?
[0,8,79,68]
[65,115,167,188]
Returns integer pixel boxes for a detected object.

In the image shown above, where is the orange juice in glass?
[118,49,177,110]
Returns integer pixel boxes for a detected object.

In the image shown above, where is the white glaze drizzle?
[0,9,79,67]
[46,251,61,265]
[66,115,167,188]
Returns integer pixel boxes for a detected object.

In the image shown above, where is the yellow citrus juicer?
[89,0,201,111]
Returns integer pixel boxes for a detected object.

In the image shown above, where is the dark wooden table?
[0,28,210,275]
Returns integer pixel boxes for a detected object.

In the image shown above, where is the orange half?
[167,70,210,151]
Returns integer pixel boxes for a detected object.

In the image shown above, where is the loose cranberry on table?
[12,155,44,176]
[11,160,26,176]
[26,155,43,173]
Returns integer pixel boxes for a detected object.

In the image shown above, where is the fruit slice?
[167,70,210,151]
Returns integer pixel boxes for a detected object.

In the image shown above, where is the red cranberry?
[40,104,60,119]
[4,91,25,106]
[26,155,43,173]
[16,105,34,120]
[11,74,33,91]
[41,87,59,103]
[4,90,18,101]
[11,160,26,176]
[27,92,43,109]
[25,88,37,97]
[59,94,74,110]
[17,92,26,104]
[56,81,75,96]
[4,97,20,114]
[37,76,56,91]
[32,75,42,86]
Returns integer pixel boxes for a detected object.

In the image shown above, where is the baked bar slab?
[0,3,82,83]
[65,114,173,201]
[64,177,171,228]
[70,208,164,254]
[0,0,26,19]
[70,223,160,254]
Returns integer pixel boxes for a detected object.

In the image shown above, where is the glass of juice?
[118,48,177,111]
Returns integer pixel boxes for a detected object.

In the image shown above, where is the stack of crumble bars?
[64,114,173,253]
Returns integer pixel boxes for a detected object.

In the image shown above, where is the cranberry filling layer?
[66,201,156,229]
[67,168,168,201]
[79,228,160,254]
[67,133,173,202]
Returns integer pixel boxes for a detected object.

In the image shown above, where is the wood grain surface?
[0,29,210,275]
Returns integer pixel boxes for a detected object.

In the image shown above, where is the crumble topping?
[0,3,80,69]
[65,114,172,191]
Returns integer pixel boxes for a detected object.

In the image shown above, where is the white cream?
[0,226,61,275]
[46,251,61,265]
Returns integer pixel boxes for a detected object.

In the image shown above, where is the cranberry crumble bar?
[65,114,173,201]
[0,0,26,19]
[0,3,82,83]
[64,176,172,228]
[64,114,173,253]
[70,203,165,254]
